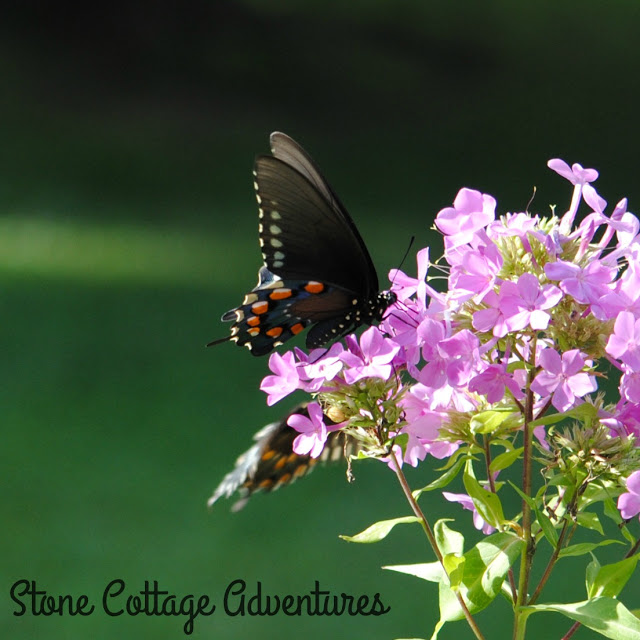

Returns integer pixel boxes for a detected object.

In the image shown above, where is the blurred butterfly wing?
[208,404,356,511]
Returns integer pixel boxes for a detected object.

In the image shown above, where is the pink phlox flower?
[449,241,503,302]
[472,289,511,338]
[340,326,399,384]
[442,492,496,534]
[601,401,640,439]
[531,348,597,412]
[582,183,607,215]
[300,343,345,390]
[620,369,640,404]
[606,311,640,371]
[389,247,431,306]
[435,188,496,249]
[260,351,301,405]
[469,360,525,403]
[617,470,640,521]
[547,159,599,186]
[544,259,614,305]
[287,402,339,458]
[489,212,542,256]
[548,159,599,234]
[397,398,458,464]
[436,329,482,387]
[499,273,563,332]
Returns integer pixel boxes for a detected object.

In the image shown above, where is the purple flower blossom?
[547,159,599,186]
[617,470,640,521]
[435,188,496,249]
[531,348,597,412]
[287,402,334,458]
[544,260,615,305]
[260,351,300,405]
[469,360,525,403]
[442,492,496,534]
[606,311,640,371]
[340,326,399,384]
[499,273,563,333]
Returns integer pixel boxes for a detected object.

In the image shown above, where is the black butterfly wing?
[255,153,378,295]
[208,404,356,511]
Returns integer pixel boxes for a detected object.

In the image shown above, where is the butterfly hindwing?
[208,403,355,511]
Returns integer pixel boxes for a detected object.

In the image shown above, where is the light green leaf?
[524,597,640,640]
[559,539,622,558]
[470,410,511,435]
[384,562,443,583]
[577,511,604,535]
[340,515,421,543]
[435,519,464,557]
[443,554,465,590]
[489,446,524,473]
[439,532,524,622]
[587,555,640,599]
[464,461,505,528]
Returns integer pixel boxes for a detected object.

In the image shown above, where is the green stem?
[528,517,570,605]
[513,344,537,640]
[390,451,486,640]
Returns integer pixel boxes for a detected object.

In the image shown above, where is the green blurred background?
[2,1,640,638]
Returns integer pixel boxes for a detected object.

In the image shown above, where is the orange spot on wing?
[246,316,260,327]
[251,301,269,315]
[277,472,292,485]
[259,478,274,489]
[274,456,287,470]
[270,288,292,300]
[266,327,283,338]
[293,465,309,478]
[304,281,324,294]
[291,323,305,335]
[261,449,276,461]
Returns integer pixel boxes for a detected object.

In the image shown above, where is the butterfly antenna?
[389,235,415,286]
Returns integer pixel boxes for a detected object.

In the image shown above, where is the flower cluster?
[260,158,640,525]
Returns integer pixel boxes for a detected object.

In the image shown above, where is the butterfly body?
[211,132,395,355]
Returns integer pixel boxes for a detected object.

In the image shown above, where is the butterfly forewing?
[255,155,378,294]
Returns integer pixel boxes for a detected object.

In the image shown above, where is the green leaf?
[340,515,421,543]
[464,461,505,528]
[524,597,640,640]
[508,480,536,511]
[438,532,524,621]
[577,511,604,535]
[470,410,511,435]
[414,456,465,496]
[443,554,465,590]
[383,562,443,583]
[587,555,640,599]
[489,446,524,473]
[534,505,558,547]
[558,539,623,558]
[435,519,464,557]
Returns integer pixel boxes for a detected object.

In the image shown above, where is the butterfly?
[209,132,396,356]
[208,404,357,511]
